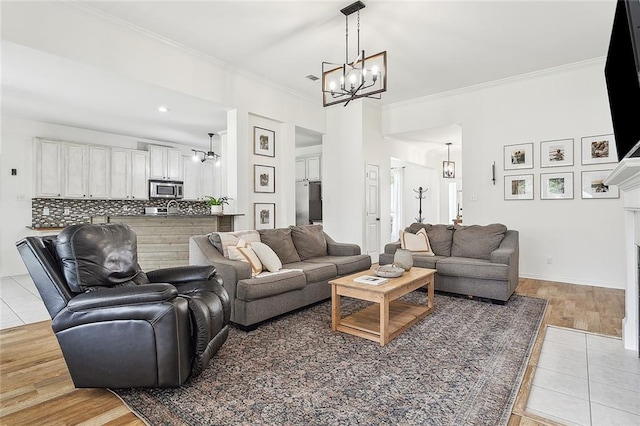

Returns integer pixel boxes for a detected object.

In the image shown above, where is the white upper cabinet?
[200,161,215,200]
[63,143,88,198]
[88,145,110,198]
[149,145,183,180]
[35,139,63,197]
[182,156,216,201]
[295,155,322,182]
[111,149,149,200]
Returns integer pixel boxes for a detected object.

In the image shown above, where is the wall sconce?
[443,142,455,178]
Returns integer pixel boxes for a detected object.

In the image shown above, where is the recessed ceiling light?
[158,106,170,112]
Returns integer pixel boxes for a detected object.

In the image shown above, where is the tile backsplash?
[31,198,210,228]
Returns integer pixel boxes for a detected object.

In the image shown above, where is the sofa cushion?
[306,255,372,276]
[436,257,509,281]
[400,228,434,255]
[406,224,454,256]
[283,261,337,283]
[208,230,260,257]
[289,225,328,260]
[236,270,306,301]
[450,224,507,260]
[410,254,448,270]
[251,242,282,272]
[56,223,149,292]
[258,228,301,264]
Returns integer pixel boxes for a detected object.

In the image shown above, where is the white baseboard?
[519,273,625,290]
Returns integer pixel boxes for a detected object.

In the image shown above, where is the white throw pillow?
[228,242,263,276]
[251,241,283,272]
[400,228,434,255]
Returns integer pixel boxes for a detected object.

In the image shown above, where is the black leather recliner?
[16,223,230,388]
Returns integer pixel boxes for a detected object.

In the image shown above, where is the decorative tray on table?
[374,265,405,278]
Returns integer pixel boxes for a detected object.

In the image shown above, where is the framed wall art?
[504,174,534,200]
[254,164,275,193]
[254,126,275,157]
[254,203,276,230]
[581,134,618,165]
[581,170,619,199]
[540,138,574,167]
[540,172,574,200]
[504,143,534,170]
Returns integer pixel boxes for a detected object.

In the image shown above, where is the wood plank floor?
[0,278,625,425]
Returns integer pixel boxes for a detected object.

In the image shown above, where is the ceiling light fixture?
[321,1,387,107]
[443,142,455,179]
[192,133,221,164]
[158,106,170,112]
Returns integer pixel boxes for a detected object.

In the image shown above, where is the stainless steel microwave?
[149,180,184,199]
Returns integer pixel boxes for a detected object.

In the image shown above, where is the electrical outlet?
[470,195,479,201]
[42,207,50,216]
[16,194,24,201]
[64,207,71,216]
[546,257,553,264]
[123,205,129,211]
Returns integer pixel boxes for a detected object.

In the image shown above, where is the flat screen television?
[604,0,640,160]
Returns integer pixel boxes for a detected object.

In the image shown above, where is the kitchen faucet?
[167,200,180,213]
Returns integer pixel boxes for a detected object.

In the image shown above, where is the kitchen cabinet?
[35,139,63,197]
[88,145,110,198]
[182,156,216,201]
[295,155,321,181]
[149,145,183,180]
[111,148,148,200]
[63,143,88,198]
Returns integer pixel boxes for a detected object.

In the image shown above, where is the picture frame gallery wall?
[502,134,619,201]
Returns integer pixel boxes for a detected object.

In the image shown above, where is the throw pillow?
[258,228,301,264]
[228,242,263,276]
[450,223,508,260]
[208,230,260,257]
[289,225,327,260]
[251,241,283,272]
[400,228,434,255]
[406,223,455,256]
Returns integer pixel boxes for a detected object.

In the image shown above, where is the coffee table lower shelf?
[337,300,431,344]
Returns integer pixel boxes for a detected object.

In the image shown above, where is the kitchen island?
[91,214,242,270]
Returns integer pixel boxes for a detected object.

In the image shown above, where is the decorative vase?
[393,249,413,271]
[210,205,223,214]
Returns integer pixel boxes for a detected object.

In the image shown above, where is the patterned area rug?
[112,293,546,426]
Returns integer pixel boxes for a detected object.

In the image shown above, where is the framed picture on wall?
[581,134,618,165]
[254,203,276,230]
[254,164,275,193]
[504,174,534,200]
[540,138,574,167]
[581,170,619,199]
[540,172,574,200]
[504,143,534,170]
[254,126,275,157]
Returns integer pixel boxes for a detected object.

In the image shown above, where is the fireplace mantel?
[605,157,640,354]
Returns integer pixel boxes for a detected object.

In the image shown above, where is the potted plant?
[206,196,231,214]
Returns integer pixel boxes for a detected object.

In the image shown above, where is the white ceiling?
[1,1,618,148]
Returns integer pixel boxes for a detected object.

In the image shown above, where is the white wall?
[383,60,625,289]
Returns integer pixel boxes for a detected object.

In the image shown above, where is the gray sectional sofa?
[189,224,371,329]
[379,223,519,303]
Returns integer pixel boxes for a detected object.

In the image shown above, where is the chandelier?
[192,133,221,163]
[322,1,387,107]
[443,142,455,178]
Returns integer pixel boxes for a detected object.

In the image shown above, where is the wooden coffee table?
[329,266,435,346]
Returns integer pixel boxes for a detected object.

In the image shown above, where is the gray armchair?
[16,223,230,388]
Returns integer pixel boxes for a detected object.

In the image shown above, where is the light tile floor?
[526,325,640,426]
[1,274,49,329]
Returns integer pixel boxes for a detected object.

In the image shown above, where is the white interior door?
[365,163,381,262]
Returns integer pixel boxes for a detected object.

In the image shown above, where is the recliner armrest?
[67,284,178,311]
[147,265,216,284]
